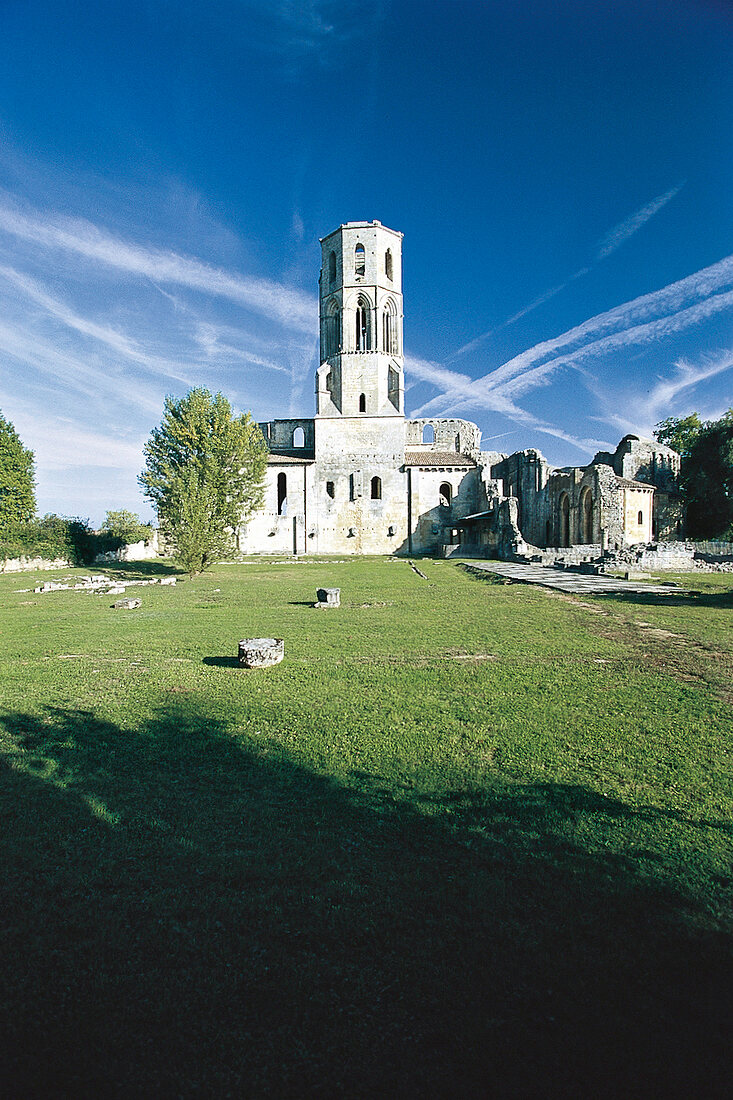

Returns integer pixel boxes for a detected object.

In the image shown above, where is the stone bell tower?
[316,221,404,418]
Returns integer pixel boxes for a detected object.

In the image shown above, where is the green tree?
[139,388,267,574]
[100,509,152,547]
[684,410,733,539]
[0,412,36,533]
[655,410,733,539]
[654,412,703,458]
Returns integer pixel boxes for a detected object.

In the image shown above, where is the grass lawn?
[1,557,731,1097]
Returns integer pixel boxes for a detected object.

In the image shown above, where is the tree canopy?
[653,413,703,458]
[139,388,267,574]
[654,410,733,539]
[0,412,36,533]
[100,509,152,547]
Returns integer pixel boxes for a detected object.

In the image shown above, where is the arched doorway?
[559,493,570,547]
[579,487,593,543]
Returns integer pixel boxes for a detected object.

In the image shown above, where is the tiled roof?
[616,476,654,490]
[266,452,314,465]
[404,451,475,467]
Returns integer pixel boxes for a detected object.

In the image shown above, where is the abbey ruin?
[236,221,683,558]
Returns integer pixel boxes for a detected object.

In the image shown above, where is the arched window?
[326,481,335,499]
[422,423,435,444]
[355,242,365,277]
[579,487,593,543]
[385,248,393,281]
[355,296,371,351]
[382,297,397,354]
[277,472,287,516]
[359,393,366,412]
[328,251,336,284]
[371,476,382,500]
[439,482,452,507]
[292,426,304,448]
[559,493,570,547]
[326,302,340,358]
[388,365,400,410]
[638,510,643,525]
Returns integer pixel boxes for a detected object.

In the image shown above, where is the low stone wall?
[92,538,160,564]
[528,545,602,567]
[639,543,696,570]
[0,556,70,574]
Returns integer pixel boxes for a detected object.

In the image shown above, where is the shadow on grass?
[1,703,731,1098]
[595,585,733,610]
[202,656,240,668]
[101,560,181,580]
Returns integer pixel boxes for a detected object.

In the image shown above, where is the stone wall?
[260,418,315,453]
[0,555,70,573]
[490,450,551,545]
[314,416,407,554]
[93,536,161,564]
[405,418,482,459]
[407,464,480,554]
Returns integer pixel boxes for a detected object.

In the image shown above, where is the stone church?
[236,221,683,558]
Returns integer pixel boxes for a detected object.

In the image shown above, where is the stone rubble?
[33,574,178,594]
[238,638,284,669]
[314,587,340,608]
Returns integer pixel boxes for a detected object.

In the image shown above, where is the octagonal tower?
[316,220,404,418]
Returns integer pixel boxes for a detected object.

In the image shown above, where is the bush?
[97,510,153,552]
[0,515,94,565]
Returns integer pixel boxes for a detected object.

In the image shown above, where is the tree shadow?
[100,560,181,580]
[1,702,731,1098]
[595,585,733,610]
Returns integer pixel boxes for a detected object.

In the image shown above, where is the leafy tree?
[100,509,152,547]
[0,412,36,533]
[684,410,733,539]
[654,413,703,458]
[139,388,267,574]
[655,410,733,539]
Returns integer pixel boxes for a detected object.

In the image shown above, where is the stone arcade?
[236,222,683,558]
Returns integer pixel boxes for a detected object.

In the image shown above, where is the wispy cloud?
[595,183,684,261]
[0,264,198,385]
[448,183,686,362]
[0,201,317,333]
[405,355,608,453]
[193,322,291,374]
[588,346,733,438]
[407,253,733,449]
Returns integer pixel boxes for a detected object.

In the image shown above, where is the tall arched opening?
[580,487,593,543]
[559,493,570,547]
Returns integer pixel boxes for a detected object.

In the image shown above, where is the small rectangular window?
[326,481,335,499]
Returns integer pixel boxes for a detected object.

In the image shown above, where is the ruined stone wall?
[0,555,70,573]
[259,418,315,452]
[405,418,482,459]
[490,450,551,545]
[459,497,526,560]
[546,465,614,547]
[407,465,481,553]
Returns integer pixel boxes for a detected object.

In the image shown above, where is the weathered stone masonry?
[236,221,683,557]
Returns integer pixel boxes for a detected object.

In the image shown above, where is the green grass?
[1,557,731,1097]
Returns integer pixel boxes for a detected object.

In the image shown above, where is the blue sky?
[0,0,730,524]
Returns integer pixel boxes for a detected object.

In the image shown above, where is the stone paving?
[464,559,687,596]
